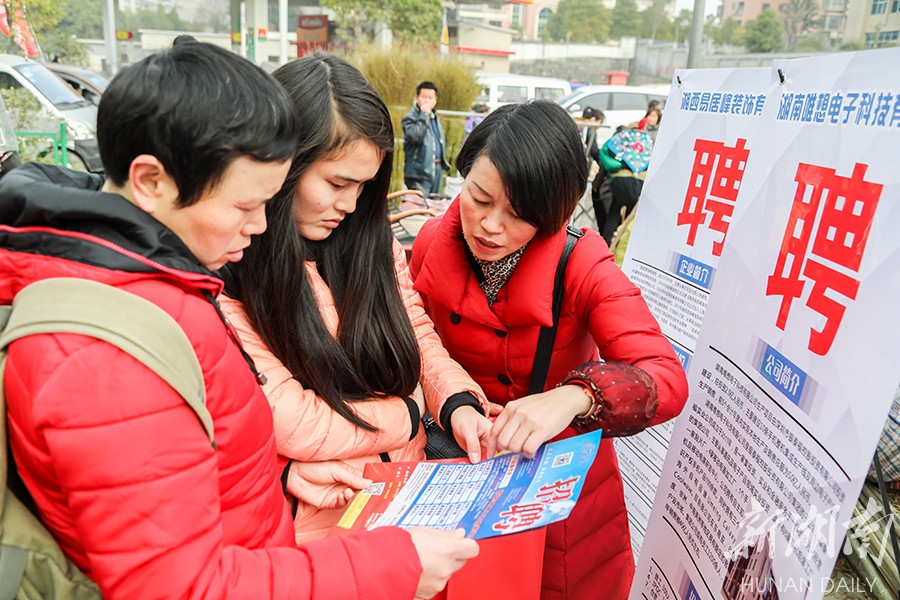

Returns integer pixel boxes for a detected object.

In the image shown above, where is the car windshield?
[78,71,109,91]
[15,63,89,108]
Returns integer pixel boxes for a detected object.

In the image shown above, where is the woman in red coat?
[409,100,689,600]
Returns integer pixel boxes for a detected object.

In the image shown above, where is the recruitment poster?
[616,67,775,557]
[631,47,900,600]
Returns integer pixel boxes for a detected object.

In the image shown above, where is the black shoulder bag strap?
[528,226,583,395]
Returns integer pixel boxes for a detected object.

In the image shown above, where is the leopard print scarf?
[467,242,529,306]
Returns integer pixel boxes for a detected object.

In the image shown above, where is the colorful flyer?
[334,430,602,540]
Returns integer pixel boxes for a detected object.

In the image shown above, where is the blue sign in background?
[674,253,714,289]
[671,343,691,371]
[757,343,808,406]
[684,581,701,600]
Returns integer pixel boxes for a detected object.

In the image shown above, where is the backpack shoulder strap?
[0,278,214,447]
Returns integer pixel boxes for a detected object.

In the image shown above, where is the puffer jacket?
[0,163,422,599]
[220,240,487,543]
[410,199,688,600]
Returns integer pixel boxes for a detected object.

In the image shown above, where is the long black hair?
[226,53,421,431]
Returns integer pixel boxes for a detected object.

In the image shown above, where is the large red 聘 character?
[677,138,750,257]
[766,163,882,355]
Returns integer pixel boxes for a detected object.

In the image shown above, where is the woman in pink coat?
[409,100,690,599]
[221,53,490,543]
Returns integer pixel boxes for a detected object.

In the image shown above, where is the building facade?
[721,534,780,600]
[844,0,900,46]
[718,0,848,45]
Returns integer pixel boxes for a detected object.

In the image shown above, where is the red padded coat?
[410,200,688,600]
[0,164,421,599]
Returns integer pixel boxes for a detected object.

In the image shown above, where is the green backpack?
[0,278,215,600]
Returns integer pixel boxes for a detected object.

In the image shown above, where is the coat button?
[494,329,507,338]
[450,312,461,324]
[498,374,512,385]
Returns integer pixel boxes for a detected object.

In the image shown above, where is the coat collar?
[0,163,223,294]
[415,198,570,329]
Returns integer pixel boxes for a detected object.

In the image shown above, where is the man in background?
[403,81,450,196]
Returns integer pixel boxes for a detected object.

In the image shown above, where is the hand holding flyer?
[334,430,602,540]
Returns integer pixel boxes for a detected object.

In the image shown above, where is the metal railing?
[14,122,68,166]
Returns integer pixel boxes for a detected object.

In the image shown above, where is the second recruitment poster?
[630,47,900,600]
[616,65,775,558]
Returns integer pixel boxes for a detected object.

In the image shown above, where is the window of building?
[734,2,744,17]
[762,3,770,9]
[537,8,553,36]
[822,14,844,29]
[822,0,845,9]
[866,30,899,46]
[872,0,887,14]
[511,5,522,26]
[893,0,900,12]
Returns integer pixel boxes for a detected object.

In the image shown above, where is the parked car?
[0,54,101,172]
[557,84,669,132]
[47,63,109,106]
[475,73,572,112]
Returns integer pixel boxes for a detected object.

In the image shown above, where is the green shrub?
[347,44,425,107]
[347,44,481,110]
[840,41,864,51]
[0,87,62,165]
[792,37,824,52]
[344,45,481,191]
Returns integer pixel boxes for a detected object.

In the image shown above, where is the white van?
[475,73,572,112]
[0,54,102,172]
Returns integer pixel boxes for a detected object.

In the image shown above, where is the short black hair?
[416,81,438,95]
[97,38,298,207]
[455,100,587,235]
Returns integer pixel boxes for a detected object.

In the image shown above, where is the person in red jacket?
[409,100,689,600]
[0,38,476,599]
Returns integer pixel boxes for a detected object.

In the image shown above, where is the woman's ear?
[128,155,177,214]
